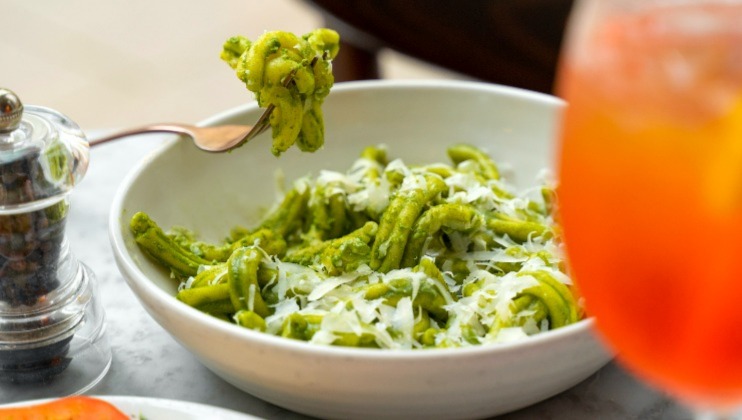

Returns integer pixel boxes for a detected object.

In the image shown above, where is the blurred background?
[4,0,571,131]
[4,0,459,130]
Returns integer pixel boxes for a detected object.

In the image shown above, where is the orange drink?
[556,1,742,409]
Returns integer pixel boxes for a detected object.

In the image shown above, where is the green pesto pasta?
[131,144,582,349]
[221,29,340,156]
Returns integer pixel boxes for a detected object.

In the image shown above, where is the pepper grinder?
[0,88,111,403]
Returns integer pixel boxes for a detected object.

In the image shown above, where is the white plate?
[2,396,261,420]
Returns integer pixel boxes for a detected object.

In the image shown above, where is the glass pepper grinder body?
[0,88,111,402]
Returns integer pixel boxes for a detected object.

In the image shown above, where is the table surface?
[54,133,693,419]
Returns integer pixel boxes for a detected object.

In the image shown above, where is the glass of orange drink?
[556,0,742,416]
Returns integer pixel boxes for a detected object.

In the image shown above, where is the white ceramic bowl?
[109,80,611,420]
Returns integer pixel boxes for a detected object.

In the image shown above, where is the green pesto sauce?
[220,29,340,156]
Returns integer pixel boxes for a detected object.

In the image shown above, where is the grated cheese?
[179,148,579,349]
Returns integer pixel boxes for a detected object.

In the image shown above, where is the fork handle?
[88,124,197,147]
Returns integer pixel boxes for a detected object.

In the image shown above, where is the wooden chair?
[304,0,574,94]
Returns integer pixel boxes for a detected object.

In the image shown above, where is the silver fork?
[89,62,308,153]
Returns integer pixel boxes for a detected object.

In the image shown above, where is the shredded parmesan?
[177,147,579,349]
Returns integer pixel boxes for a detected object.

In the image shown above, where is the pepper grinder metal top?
[0,88,110,403]
[0,88,23,132]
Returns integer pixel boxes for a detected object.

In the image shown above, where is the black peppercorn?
[0,149,71,383]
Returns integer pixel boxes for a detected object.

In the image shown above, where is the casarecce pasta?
[130,144,582,349]
[220,29,339,156]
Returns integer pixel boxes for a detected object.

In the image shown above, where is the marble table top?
[55,133,693,419]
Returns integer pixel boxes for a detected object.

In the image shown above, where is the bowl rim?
[200,79,565,128]
[109,79,600,361]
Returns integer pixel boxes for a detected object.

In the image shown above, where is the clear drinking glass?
[555,0,742,417]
